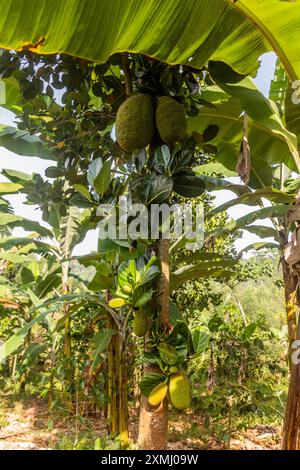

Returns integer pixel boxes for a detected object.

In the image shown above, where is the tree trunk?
[62,261,73,390]
[282,260,297,349]
[107,314,129,445]
[282,315,300,449]
[137,239,170,450]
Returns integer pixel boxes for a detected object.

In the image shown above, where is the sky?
[0,52,278,255]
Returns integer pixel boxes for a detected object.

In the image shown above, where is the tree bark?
[282,315,300,449]
[137,239,170,450]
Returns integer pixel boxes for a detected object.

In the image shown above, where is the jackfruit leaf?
[131,174,173,205]
[90,329,116,372]
[89,272,113,292]
[139,265,161,286]
[140,372,167,397]
[134,289,153,308]
[192,327,210,354]
[173,174,205,198]
[93,160,112,198]
[154,145,171,174]
[87,158,103,187]
[158,342,178,366]
[72,184,93,202]
[169,302,183,326]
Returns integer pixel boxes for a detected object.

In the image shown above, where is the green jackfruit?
[156,96,187,145]
[132,310,149,337]
[115,94,154,153]
[169,371,191,411]
[148,382,168,407]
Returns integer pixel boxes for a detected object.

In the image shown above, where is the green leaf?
[189,84,298,182]
[0,125,52,159]
[207,187,295,218]
[243,322,258,340]
[192,327,210,354]
[134,289,153,308]
[0,1,270,76]
[173,174,205,198]
[0,182,23,194]
[239,241,280,254]
[72,184,93,202]
[2,168,32,185]
[140,372,166,397]
[158,342,178,366]
[90,329,116,372]
[231,0,300,81]
[0,213,53,238]
[209,205,292,239]
[93,160,112,198]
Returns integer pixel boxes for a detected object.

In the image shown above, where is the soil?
[0,396,281,450]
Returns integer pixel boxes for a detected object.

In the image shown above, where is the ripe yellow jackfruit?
[109,298,126,309]
[148,382,168,406]
[115,94,154,153]
[169,372,191,410]
[132,310,149,337]
[155,96,187,145]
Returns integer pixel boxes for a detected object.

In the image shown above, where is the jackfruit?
[169,371,191,411]
[109,298,126,309]
[115,94,154,153]
[148,382,168,407]
[132,310,149,337]
[155,96,187,145]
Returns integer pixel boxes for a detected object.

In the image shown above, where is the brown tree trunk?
[281,253,300,449]
[282,315,300,449]
[137,239,170,450]
[282,260,297,349]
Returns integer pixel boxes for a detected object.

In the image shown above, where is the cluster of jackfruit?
[132,309,149,337]
[147,369,191,411]
[115,93,187,153]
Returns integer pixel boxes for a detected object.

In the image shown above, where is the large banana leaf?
[230,0,300,81]
[0,125,53,159]
[189,82,299,181]
[0,0,269,77]
[0,213,53,237]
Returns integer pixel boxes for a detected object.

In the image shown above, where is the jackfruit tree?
[0,31,300,449]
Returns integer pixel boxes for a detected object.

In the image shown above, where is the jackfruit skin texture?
[155,96,187,145]
[115,94,154,153]
[132,310,149,337]
[148,382,168,406]
[169,372,191,410]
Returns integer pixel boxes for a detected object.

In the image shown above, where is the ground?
[0,394,281,450]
